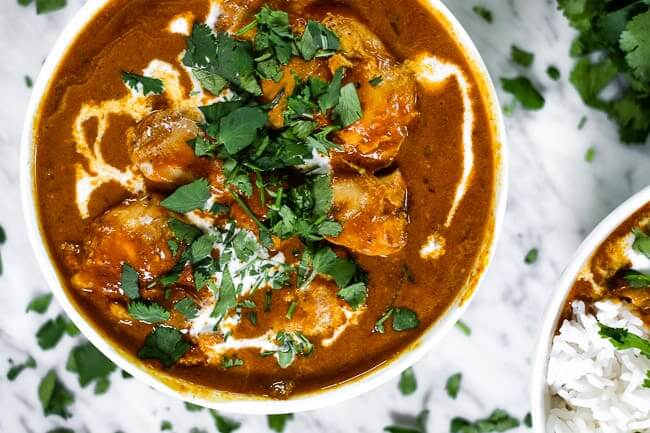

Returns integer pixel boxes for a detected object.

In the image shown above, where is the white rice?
[547,300,650,433]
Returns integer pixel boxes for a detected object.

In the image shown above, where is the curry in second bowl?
[33,0,499,398]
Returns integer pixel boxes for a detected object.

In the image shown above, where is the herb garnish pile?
[116,6,418,369]
[558,1,650,143]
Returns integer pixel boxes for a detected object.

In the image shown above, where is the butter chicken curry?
[33,0,498,398]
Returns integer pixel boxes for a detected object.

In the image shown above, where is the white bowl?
[530,185,650,431]
[20,0,508,414]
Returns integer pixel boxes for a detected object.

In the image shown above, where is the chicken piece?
[322,14,418,170]
[128,109,206,185]
[291,278,349,339]
[260,57,332,128]
[71,197,177,297]
[327,168,407,256]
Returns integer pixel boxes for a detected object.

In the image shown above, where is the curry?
[33,0,498,398]
[563,204,650,327]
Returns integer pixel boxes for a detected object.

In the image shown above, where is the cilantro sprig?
[558,3,650,143]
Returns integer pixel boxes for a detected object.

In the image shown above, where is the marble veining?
[2,0,650,432]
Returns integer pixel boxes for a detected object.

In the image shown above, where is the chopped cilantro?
[221,356,244,369]
[161,178,211,213]
[585,146,596,162]
[384,410,429,433]
[445,372,462,399]
[286,301,298,319]
[120,263,140,299]
[127,301,170,324]
[168,218,201,244]
[392,307,420,331]
[66,342,116,393]
[337,282,367,310]
[578,115,587,130]
[218,106,268,154]
[209,410,241,433]
[623,269,650,288]
[122,72,164,95]
[38,370,74,418]
[25,75,33,88]
[369,76,383,87]
[374,308,394,333]
[26,293,53,314]
[451,409,520,433]
[511,45,534,68]
[524,248,538,264]
[6,355,36,381]
[36,0,66,14]
[138,327,190,368]
[546,66,560,81]
[36,315,70,350]
[175,297,200,319]
[456,320,472,336]
[333,83,362,127]
[501,76,545,110]
[211,267,238,321]
[161,420,173,431]
[191,233,216,263]
[632,228,650,258]
[274,331,313,368]
[398,367,417,395]
[523,413,532,428]
[599,323,650,357]
[268,414,294,433]
[185,402,205,412]
[297,21,340,60]
[472,5,493,23]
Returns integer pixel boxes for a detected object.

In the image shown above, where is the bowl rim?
[19,0,509,414]
[530,185,650,432]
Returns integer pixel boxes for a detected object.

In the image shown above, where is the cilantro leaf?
[26,293,53,314]
[66,342,116,390]
[599,323,650,357]
[546,65,561,81]
[211,267,238,321]
[511,45,534,67]
[122,72,164,95]
[337,282,367,310]
[268,414,294,433]
[218,107,268,154]
[209,410,241,433]
[374,308,394,334]
[472,5,493,23]
[221,356,244,369]
[36,315,69,350]
[451,409,520,433]
[633,228,650,258]
[392,308,420,331]
[456,320,472,336]
[36,0,66,15]
[446,372,462,399]
[193,69,227,96]
[127,301,170,324]
[120,263,140,299]
[275,331,313,368]
[501,76,545,110]
[318,67,344,112]
[38,370,74,418]
[168,218,202,244]
[569,58,618,110]
[138,327,190,367]
[161,178,211,213]
[624,269,650,288]
[297,21,340,60]
[7,356,36,381]
[333,83,363,126]
[620,11,650,82]
[524,248,538,264]
[191,233,216,263]
[398,367,417,395]
[175,297,200,319]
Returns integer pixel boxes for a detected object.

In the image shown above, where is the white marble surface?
[2,1,650,432]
